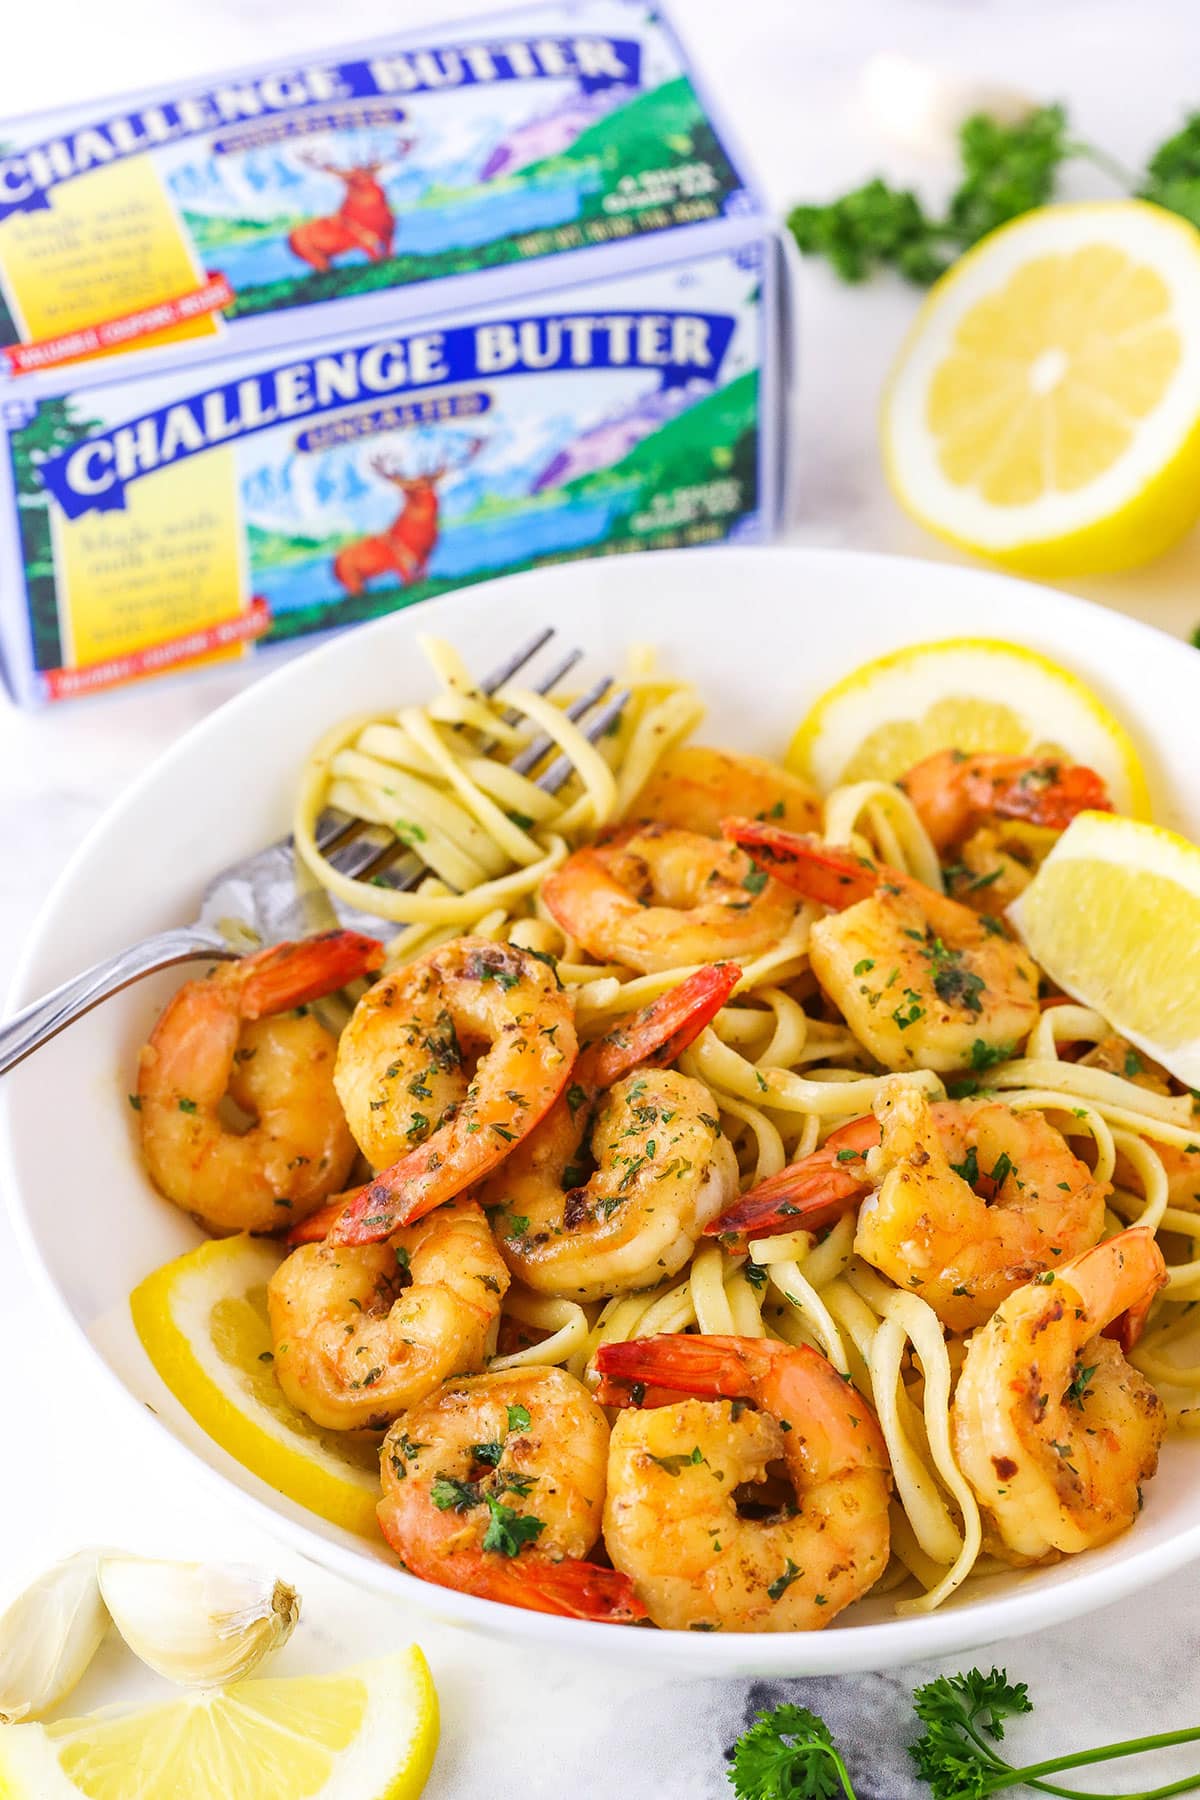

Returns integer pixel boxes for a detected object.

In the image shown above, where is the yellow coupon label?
[0,157,218,358]
[55,449,245,666]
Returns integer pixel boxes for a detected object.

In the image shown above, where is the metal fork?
[0,629,628,1077]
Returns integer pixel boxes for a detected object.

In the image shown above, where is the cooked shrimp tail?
[705,1115,879,1248]
[285,1184,366,1247]
[579,960,740,1090]
[721,820,891,908]
[1089,1228,1166,1351]
[234,929,384,1017]
[900,749,1113,851]
[377,1538,647,1623]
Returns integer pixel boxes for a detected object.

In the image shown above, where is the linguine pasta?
[289,635,1200,1616]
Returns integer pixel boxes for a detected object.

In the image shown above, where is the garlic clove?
[97,1556,299,1688]
[858,53,1036,158]
[0,1550,109,1723]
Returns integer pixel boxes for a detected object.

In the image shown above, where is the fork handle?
[0,927,237,1078]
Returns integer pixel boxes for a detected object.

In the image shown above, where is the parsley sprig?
[729,1704,858,1800]
[788,105,1200,284]
[912,1668,1200,1800]
[727,1673,1200,1800]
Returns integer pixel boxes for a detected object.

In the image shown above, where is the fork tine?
[538,688,631,795]
[479,626,557,695]
[367,681,632,895]
[314,630,559,874]
[509,674,611,776]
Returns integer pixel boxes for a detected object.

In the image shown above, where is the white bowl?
[4,546,1199,1676]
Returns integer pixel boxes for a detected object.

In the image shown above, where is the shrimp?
[595,1334,891,1632]
[709,1085,1107,1332]
[724,821,1039,1072]
[482,964,741,1300]
[376,1366,646,1623]
[267,1197,508,1431]
[627,745,821,837]
[136,930,382,1235]
[900,749,1111,853]
[541,824,798,976]
[325,937,577,1245]
[952,1226,1167,1560]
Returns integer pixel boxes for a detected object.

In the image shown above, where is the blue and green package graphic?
[0,241,782,700]
[0,0,751,374]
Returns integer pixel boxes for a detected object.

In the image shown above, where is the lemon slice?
[1008,810,1200,1085]
[131,1235,381,1536]
[0,1648,438,1800]
[787,636,1148,815]
[883,200,1200,574]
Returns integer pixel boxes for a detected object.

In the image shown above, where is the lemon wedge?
[1009,810,1200,1086]
[786,636,1148,815]
[883,200,1200,574]
[0,1648,438,1800]
[131,1235,381,1536]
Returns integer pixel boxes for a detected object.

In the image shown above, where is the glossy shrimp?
[627,745,821,837]
[952,1227,1167,1560]
[376,1366,646,1622]
[136,930,382,1235]
[900,749,1112,853]
[323,937,577,1244]
[595,1334,891,1632]
[482,964,741,1301]
[710,1084,1108,1332]
[724,821,1040,1072]
[541,823,798,975]
[267,1197,509,1431]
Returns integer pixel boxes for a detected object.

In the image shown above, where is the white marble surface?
[4,1,1200,1793]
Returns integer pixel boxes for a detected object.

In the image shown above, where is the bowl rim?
[6,542,1200,1673]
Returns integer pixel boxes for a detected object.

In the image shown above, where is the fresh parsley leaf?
[429,1475,481,1513]
[506,1402,532,1433]
[787,178,946,285]
[1139,113,1200,229]
[728,1703,858,1800]
[970,1038,1014,1071]
[481,1495,544,1557]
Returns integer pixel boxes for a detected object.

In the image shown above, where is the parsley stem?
[981,1727,1200,1797]
[821,1747,859,1800]
[1065,137,1139,189]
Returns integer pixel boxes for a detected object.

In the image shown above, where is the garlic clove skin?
[97,1556,299,1688]
[0,1550,109,1724]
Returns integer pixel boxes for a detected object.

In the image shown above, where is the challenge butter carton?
[0,2,786,703]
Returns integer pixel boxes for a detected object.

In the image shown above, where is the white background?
[3,3,1200,1795]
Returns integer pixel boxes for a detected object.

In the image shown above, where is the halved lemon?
[786,636,1148,815]
[0,1648,438,1800]
[883,200,1200,574]
[131,1235,381,1536]
[1009,810,1200,1086]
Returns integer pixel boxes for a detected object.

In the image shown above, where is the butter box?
[0,3,787,704]
[0,1,756,377]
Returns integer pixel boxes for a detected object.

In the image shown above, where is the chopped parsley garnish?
[766,1559,803,1602]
